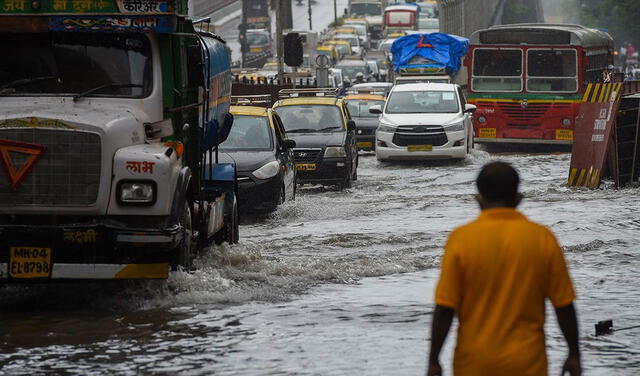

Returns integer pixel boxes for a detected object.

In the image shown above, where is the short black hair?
[476,162,520,202]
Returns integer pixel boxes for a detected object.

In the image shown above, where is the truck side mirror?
[369,105,382,114]
[347,120,356,131]
[187,44,205,87]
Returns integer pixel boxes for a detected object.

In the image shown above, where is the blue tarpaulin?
[391,33,469,76]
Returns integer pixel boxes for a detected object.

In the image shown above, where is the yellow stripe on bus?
[582,84,593,102]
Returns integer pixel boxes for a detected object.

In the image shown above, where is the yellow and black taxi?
[273,89,359,189]
[219,96,297,213]
[343,93,386,151]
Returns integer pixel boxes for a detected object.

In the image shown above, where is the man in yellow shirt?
[427,162,581,376]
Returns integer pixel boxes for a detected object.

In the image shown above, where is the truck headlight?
[118,181,156,205]
[377,124,396,133]
[324,147,347,158]
[252,160,280,180]
[444,122,465,132]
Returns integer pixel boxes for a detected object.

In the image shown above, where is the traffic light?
[284,33,303,67]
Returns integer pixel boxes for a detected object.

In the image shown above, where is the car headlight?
[252,160,280,180]
[377,123,396,133]
[443,122,465,132]
[118,181,156,205]
[324,146,347,158]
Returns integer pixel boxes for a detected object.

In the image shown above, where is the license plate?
[556,129,573,141]
[479,128,496,138]
[296,163,316,171]
[250,47,262,52]
[407,145,432,152]
[9,247,52,279]
[357,141,373,148]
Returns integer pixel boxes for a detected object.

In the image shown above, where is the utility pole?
[308,0,313,30]
[334,0,338,26]
[276,0,284,84]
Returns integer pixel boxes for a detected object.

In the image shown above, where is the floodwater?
[1,151,639,375]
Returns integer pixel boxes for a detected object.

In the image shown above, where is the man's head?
[475,161,522,209]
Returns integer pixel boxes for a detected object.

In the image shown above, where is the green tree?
[581,0,640,46]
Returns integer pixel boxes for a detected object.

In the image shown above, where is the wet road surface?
[1,151,639,375]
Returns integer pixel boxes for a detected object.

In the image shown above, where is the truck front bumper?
[0,221,181,281]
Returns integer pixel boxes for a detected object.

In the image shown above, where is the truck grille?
[0,129,101,206]
[294,149,322,163]
[393,125,448,147]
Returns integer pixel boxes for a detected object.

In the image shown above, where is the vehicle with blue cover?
[0,0,239,281]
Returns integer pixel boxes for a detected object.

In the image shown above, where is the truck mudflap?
[0,223,181,281]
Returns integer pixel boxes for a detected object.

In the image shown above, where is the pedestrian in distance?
[427,161,581,376]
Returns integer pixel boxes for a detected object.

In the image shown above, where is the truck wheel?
[215,194,239,245]
[173,202,194,270]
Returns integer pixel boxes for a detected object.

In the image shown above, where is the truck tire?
[215,193,239,245]
[172,202,194,270]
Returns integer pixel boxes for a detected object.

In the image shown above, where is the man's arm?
[555,303,581,376]
[427,304,455,376]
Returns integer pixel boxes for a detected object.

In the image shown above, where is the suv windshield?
[220,115,273,150]
[386,90,459,114]
[347,100,384,118]
[0,33,151,97]
[276,105,345,133]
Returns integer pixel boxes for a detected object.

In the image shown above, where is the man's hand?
[426,360,442,376]
[562,354,581,376]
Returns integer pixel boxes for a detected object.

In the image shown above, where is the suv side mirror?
[282,139,296,150]
[369,104,382,114]
[347,120,356,131]
[464,104,477,114]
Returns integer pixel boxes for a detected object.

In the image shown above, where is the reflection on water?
[1,151,639,375]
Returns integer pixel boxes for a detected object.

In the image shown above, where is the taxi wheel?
[172,201,194,271]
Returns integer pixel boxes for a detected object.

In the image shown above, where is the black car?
[274,91,358,189]
[344,94,386,151]
[219,106,296,214]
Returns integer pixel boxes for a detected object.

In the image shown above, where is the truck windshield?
[0,33,151,97]
[386,90,459,114]
[472,49,523,92]
[350,3,381,16]
[276,105,345,133]
[526,49,578,93]
[220,116,273,150]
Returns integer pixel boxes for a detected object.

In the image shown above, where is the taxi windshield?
[347,100,384,118]
[220,115,273,150]
[276,105,344,133]
[0,32,152,97]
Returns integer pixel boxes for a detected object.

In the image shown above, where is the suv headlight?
[252,160,280,180]
[324,147,347,158]
[118,181,156,205]
[443,121,465,132]
[377,124,396,133]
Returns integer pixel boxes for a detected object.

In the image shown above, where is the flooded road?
[1,151,639,375]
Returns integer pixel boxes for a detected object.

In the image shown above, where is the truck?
[390,33,469,86]
[0,0,239,281]
[348,0,387,41]
[242,0,271,30]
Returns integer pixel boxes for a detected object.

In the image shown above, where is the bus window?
[526,49,578,93]
[472,49,522,92]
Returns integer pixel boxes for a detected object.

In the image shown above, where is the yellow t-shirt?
[435,208,575,376]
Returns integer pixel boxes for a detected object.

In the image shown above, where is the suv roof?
[391,83,458,92]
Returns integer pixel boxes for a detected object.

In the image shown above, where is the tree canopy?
[581,0,640,46]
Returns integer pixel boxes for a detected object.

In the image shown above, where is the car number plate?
[479,128,496,138]
[555,129,573,141]
[296,163,316,171]
[9,247,52,279]
[407,145,432,152]
[357,141,373,148]
[250,47,262,52]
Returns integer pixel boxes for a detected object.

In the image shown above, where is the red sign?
[0,139,47,190]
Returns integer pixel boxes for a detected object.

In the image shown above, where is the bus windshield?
[0,33,151,98]
[527,49,578,93]
[472,49,522,92]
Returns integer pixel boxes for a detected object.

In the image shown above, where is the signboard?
[0,0,177,14]
[49,15,175,32]
[568,83,623,188]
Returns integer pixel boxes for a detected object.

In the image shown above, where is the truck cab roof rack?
[278,88,339,98]
[231,95,272,107]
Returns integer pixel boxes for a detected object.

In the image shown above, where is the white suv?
[370,83,476,161]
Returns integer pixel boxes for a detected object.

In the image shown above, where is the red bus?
[467,24,614,145]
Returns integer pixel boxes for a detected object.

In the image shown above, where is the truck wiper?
[73,83,144,101]
[286,128,317,133]
[0,76,60,93]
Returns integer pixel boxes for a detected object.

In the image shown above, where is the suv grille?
[392,125,448,147]
[293,149,322,163]
[0,128,101,206]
